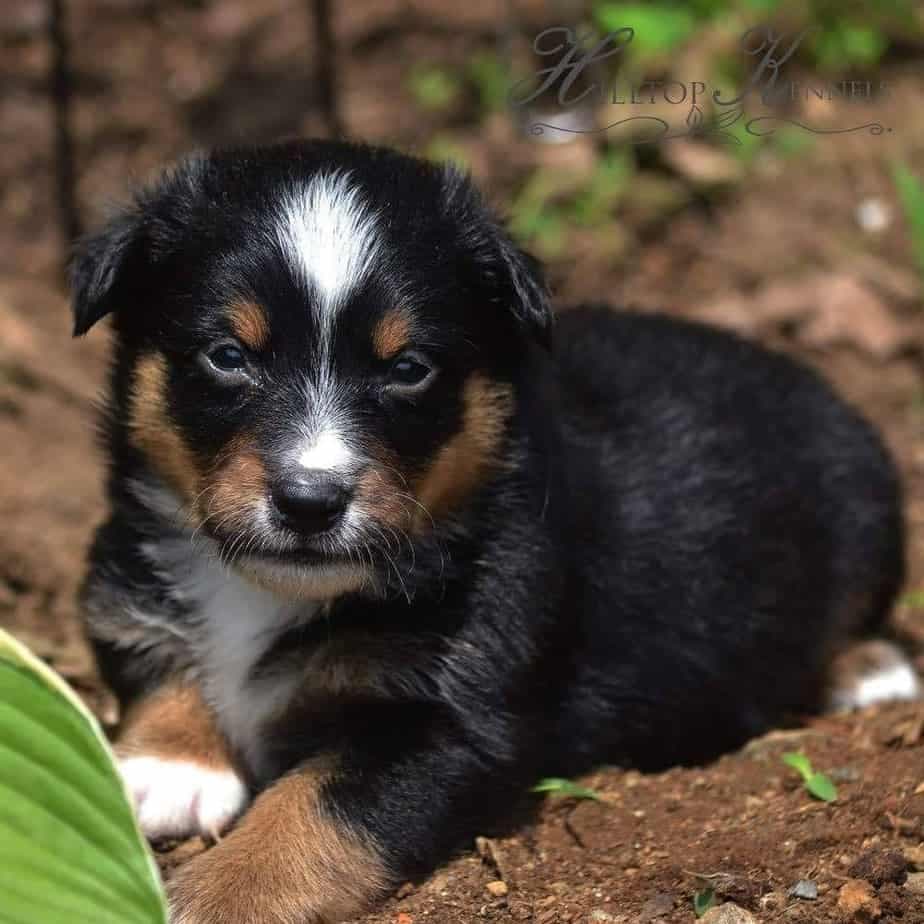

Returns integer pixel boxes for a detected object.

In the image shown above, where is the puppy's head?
[72,141,551,599]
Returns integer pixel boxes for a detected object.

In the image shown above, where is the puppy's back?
[550,307,903,770]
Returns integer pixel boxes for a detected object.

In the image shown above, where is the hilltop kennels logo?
[509,25,889,143]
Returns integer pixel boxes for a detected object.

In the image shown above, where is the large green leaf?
[0,628,167,924]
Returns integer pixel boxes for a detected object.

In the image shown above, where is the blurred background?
[3,3,924,919]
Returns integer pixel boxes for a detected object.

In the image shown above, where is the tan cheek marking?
[414,372,514,523]
[353,452,413,532]
[166,760,389,923]
[199,436,267,532]
[116,684,232,770]
[130,354,201,502]
[228,299,270,351]
[372,309,411,360]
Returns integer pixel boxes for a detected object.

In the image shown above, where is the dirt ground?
[3,2,924,922]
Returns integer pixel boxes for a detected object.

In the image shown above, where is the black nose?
[272,475,352,536]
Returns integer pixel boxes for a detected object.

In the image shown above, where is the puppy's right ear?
[70,209,145,336]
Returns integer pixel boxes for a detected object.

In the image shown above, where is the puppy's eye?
[387,354,434,393]
[201,342,251,381]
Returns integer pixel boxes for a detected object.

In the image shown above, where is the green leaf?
[806,772,838,803]
[467,51,509,114]
[531,777,603,802]
[694,887,716,917]
[892,161,924,284]
[407,66,461,112]
[782,751,814,781]
[0,628,167,924]
[593,3,696,60]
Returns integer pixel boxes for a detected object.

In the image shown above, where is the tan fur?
[199,436,268,534]
[229,299,270,351]
[415,373,514,523]
[167,760,390,924]
[130,354,201,502]
[116,684,232,769]
[372,309,411,359]
[353,455,412,532]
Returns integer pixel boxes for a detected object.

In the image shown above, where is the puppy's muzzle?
[272,473,353,537]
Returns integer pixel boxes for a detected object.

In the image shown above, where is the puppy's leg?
[167,760,388,924]
[116,684,248,842]
[166,718,518,924]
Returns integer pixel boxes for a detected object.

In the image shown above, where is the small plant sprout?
[531,777,603,802]
[693,887,717,918]
[892,161,924,287]
[782,751,838,803]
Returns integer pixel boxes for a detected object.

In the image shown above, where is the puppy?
[72,139,911,923]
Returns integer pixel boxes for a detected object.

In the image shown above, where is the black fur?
[73,140,904,912]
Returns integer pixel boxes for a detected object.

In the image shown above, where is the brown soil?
[3,3,924,922]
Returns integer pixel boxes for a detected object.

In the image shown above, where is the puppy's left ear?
[439,164,554,347]
[70,208,146,337]
[491,231,554,348]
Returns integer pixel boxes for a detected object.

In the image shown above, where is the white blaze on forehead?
[277,170,380,324]
[298,428,354,472]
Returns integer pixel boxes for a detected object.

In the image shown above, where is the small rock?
[903,845,924,871]
[637,893,673,921]
[587,911,619,923]
[396,914,414,924]
[905,872,924,895]
[760,891,788,911]
[486,880,509,898]
[856,198,892,233]
[699,903,758,923]
[395,882,415,899]
[848,849,908,887]
[788,879,818,900]
[837,879,882,921]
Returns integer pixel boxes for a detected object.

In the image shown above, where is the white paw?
[828,640,922,712]
[119,756,248,841]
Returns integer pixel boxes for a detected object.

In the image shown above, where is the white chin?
[233,556,372,599]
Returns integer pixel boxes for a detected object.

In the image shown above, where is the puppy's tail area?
[826,639,921,712]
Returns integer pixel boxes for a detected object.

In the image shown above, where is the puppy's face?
[72,142,551,598]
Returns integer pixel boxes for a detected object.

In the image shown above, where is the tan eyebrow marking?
[229,299,271,351]
[372,309,411,360]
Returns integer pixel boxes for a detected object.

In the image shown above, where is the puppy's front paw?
[119,756,248,842]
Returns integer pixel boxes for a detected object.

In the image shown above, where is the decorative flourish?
[530,115,671,142]
[744,117,885,137]
[686,103,704,133]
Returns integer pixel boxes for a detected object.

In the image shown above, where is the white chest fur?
[144,538,319,776]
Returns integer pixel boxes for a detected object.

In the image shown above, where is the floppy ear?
[491,231,554,348]
[439,164,554,347]
[70,209,146,336]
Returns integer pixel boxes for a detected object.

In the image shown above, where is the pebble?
[856,198,892,233]
[903,845,924,871]
[485,880,508,898]
[699,902,758,923]
[395,914,413,924]
[788,879,818,900]
[759,891,787,911]
[837,879,882,921]
[637,893,673,921]
[905,872,924,895]
[848,848,908,887]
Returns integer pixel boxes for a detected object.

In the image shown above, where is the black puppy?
[72,140,913,923]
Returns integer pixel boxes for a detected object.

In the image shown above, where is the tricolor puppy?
[73,140,913,923]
